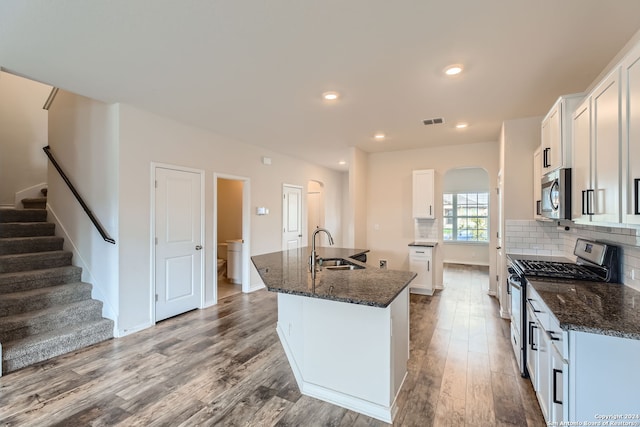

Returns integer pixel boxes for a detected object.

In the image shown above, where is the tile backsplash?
[415,218,439,241]
[506,219,640,291]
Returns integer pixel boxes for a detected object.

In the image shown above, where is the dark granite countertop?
[251,247,416,308]
[527,278,640,340]
[508,254,640,340]
[408,241,438,247]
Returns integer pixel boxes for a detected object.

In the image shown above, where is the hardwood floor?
[0,264,544,426]
[217,276,242,300]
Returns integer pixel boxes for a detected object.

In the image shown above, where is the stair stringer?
[46,204,118,336]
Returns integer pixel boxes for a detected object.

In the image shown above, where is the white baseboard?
[14,182,47,208]
[47,204,118,335]
[443,260,490,267]
[117,321,153,338]
[248,283,266,293]
[276,323,395,423]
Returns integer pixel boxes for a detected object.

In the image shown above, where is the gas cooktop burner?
[514,260,603,281]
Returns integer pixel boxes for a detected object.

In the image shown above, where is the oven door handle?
[508,275,522,291]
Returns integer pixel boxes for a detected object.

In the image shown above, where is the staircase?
[0,201,113,375]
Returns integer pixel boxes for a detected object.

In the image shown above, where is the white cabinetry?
[533,147,543,218]
[540,94,583,172]
[571,69,622,225]
[526,303,538,391]
[408,245,434,295]
[412,169,435,219]
[528,284,640,423]
[571,99,591,222]
[592,69,622,224]
[527,285,567,425]
[622,43,640,225]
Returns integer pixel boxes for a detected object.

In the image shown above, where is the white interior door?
[307,180,326,247]
[283,184,303,250]
[155,166,203,321]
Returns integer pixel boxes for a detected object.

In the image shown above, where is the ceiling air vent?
[422,117,445,126]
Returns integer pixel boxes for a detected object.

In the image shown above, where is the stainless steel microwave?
[541,168,571,220]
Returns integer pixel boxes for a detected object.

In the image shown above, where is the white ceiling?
[2,1,640,170]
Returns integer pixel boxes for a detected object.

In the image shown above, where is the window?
[443,192,489,242]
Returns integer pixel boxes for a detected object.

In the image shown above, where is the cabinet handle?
[527,298,541,313]
[543,147,551,168]
[427,260,430,271]
[529,322,538,351]
[586,189,595,215]
[581,190,587,215]
[547,330,561,341]
[635,179,640,215]
[553,368,563,404]
[536,200,541,216]
[429,205,432,216]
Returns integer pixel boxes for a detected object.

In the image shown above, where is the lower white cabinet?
[528,284,640,424]
[408,246,434,295]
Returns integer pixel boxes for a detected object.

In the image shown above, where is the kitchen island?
[251,247,416,423]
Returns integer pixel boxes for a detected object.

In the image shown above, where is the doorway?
[282,184,303,250]
[307,180,326,246]
[214,174,250,302]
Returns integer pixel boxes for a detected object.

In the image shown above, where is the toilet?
[217,242,228,278]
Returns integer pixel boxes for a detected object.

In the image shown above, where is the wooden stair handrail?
[43,146,116,244]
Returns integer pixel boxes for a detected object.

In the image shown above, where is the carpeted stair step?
[0,282,92,317]
[0,250,72,273]
[0,266,82,294]
[0,236,64,255]
[2,318,114,374]
[21,198,47,209]
[0,299,104,342]
[0,222,55,238]
[0,209,47,223]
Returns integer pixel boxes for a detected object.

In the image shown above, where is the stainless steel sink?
[320,258,364,270]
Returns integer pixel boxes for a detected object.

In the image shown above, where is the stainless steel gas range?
[506,238,619,377]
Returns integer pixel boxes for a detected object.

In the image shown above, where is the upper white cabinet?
[592,69,622,224]
[571,68,622,225]
[412,169,435,219]
[571,99,592,222]
[541,94,583,172]
[622,43,640,225]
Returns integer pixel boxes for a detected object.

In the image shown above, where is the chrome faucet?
[310,227,334,279]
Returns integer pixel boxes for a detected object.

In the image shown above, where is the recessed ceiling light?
[338,160,347,165]
[323,91,340,101]
[455,122,468,129]
[374,133,385,140]
[444,64,463,76]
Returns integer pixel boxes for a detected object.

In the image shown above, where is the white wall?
[0,72,50,206]
[47,91,120,325]
[502,117,542,220]
[117,104,345,335]
[366,140,499,291]
[347,147,368,248]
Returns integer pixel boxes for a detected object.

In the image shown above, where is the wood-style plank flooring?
[0,264,544,426]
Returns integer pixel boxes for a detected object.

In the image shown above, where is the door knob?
[195,245,203,250]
